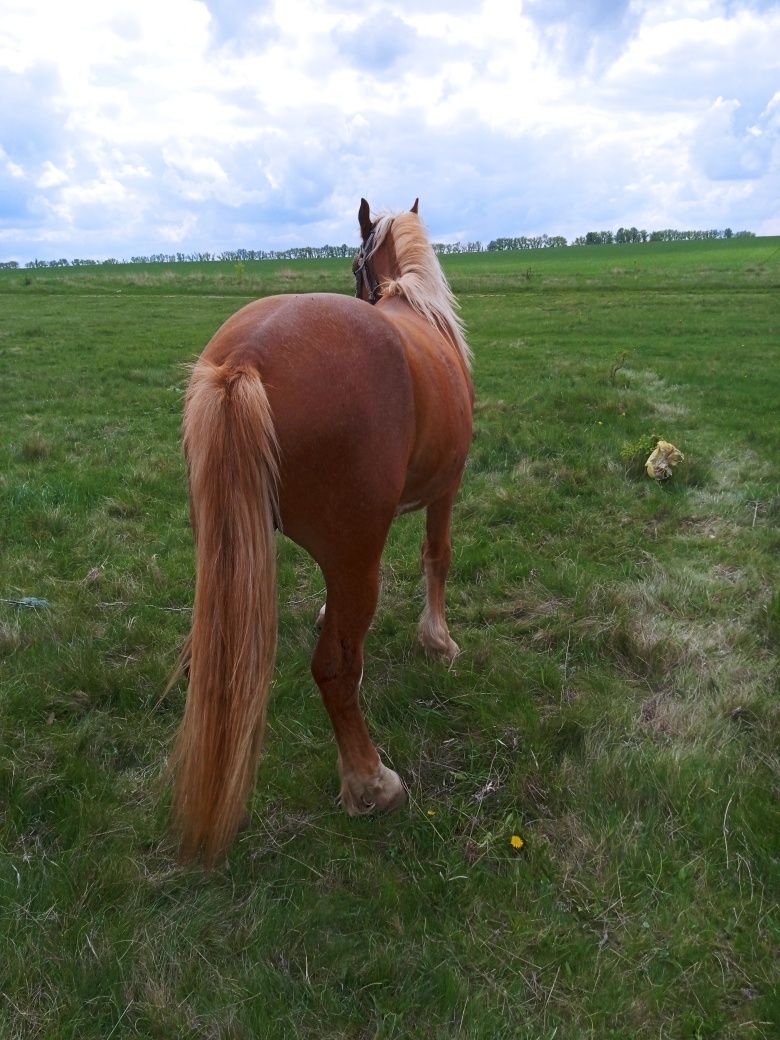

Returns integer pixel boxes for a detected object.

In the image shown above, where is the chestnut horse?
[172,198,473,863]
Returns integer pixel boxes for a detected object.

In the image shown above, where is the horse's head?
[353,197,419,305]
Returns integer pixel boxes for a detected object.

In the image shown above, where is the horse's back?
[200,293,416,559]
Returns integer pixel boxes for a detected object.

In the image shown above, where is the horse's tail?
[171,359,279,865]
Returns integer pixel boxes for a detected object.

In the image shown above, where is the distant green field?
[1,238,778,1039]
[2,234,777,297]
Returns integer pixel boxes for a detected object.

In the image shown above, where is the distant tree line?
[432,241,486,254]
[485,235,568,251]
[571,227,755,246]
[0,227,756,270]
[8,243,358,269]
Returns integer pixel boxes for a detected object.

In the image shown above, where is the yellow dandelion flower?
[510,834,524,849]
[427,809,436,817]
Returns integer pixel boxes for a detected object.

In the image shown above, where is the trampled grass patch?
[1,239,778,1038]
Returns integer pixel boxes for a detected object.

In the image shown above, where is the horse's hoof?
[418,625,460,662]
[340,763,407,817]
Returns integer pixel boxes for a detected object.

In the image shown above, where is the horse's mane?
[369,212,472,369]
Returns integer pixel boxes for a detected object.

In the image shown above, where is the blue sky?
[1,0,779,262]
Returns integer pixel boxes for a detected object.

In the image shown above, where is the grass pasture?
[1,238,779,1039]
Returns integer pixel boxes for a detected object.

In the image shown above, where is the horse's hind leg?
[312,557,406,815]
[418,487,461,661]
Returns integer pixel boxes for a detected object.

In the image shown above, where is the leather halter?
[353,228,381,304]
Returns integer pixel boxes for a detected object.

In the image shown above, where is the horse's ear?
[410,198,419,214]
[358,198,373,239]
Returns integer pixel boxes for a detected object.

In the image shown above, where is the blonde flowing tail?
[172,360,279,865]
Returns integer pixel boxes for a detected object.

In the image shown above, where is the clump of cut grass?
[619,433,709,487]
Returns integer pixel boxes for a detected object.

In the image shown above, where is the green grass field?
[1,238,778,1039]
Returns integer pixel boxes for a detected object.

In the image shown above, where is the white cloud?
[0,0,778,260]
[35,160,68,188]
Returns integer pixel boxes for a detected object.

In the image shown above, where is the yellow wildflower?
[510,834,524,849]
[427,809,436,817]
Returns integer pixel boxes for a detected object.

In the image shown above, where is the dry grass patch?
[0,618,24,655]
[18,433,54,461]
[602,560,775,745]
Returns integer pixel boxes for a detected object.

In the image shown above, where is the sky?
[1,0,779,262]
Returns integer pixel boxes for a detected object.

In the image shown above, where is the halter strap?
[354,228,381,304]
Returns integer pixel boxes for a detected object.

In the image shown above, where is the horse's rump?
[202,293,425,554]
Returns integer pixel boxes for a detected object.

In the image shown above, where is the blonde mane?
[369,212,472,369]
